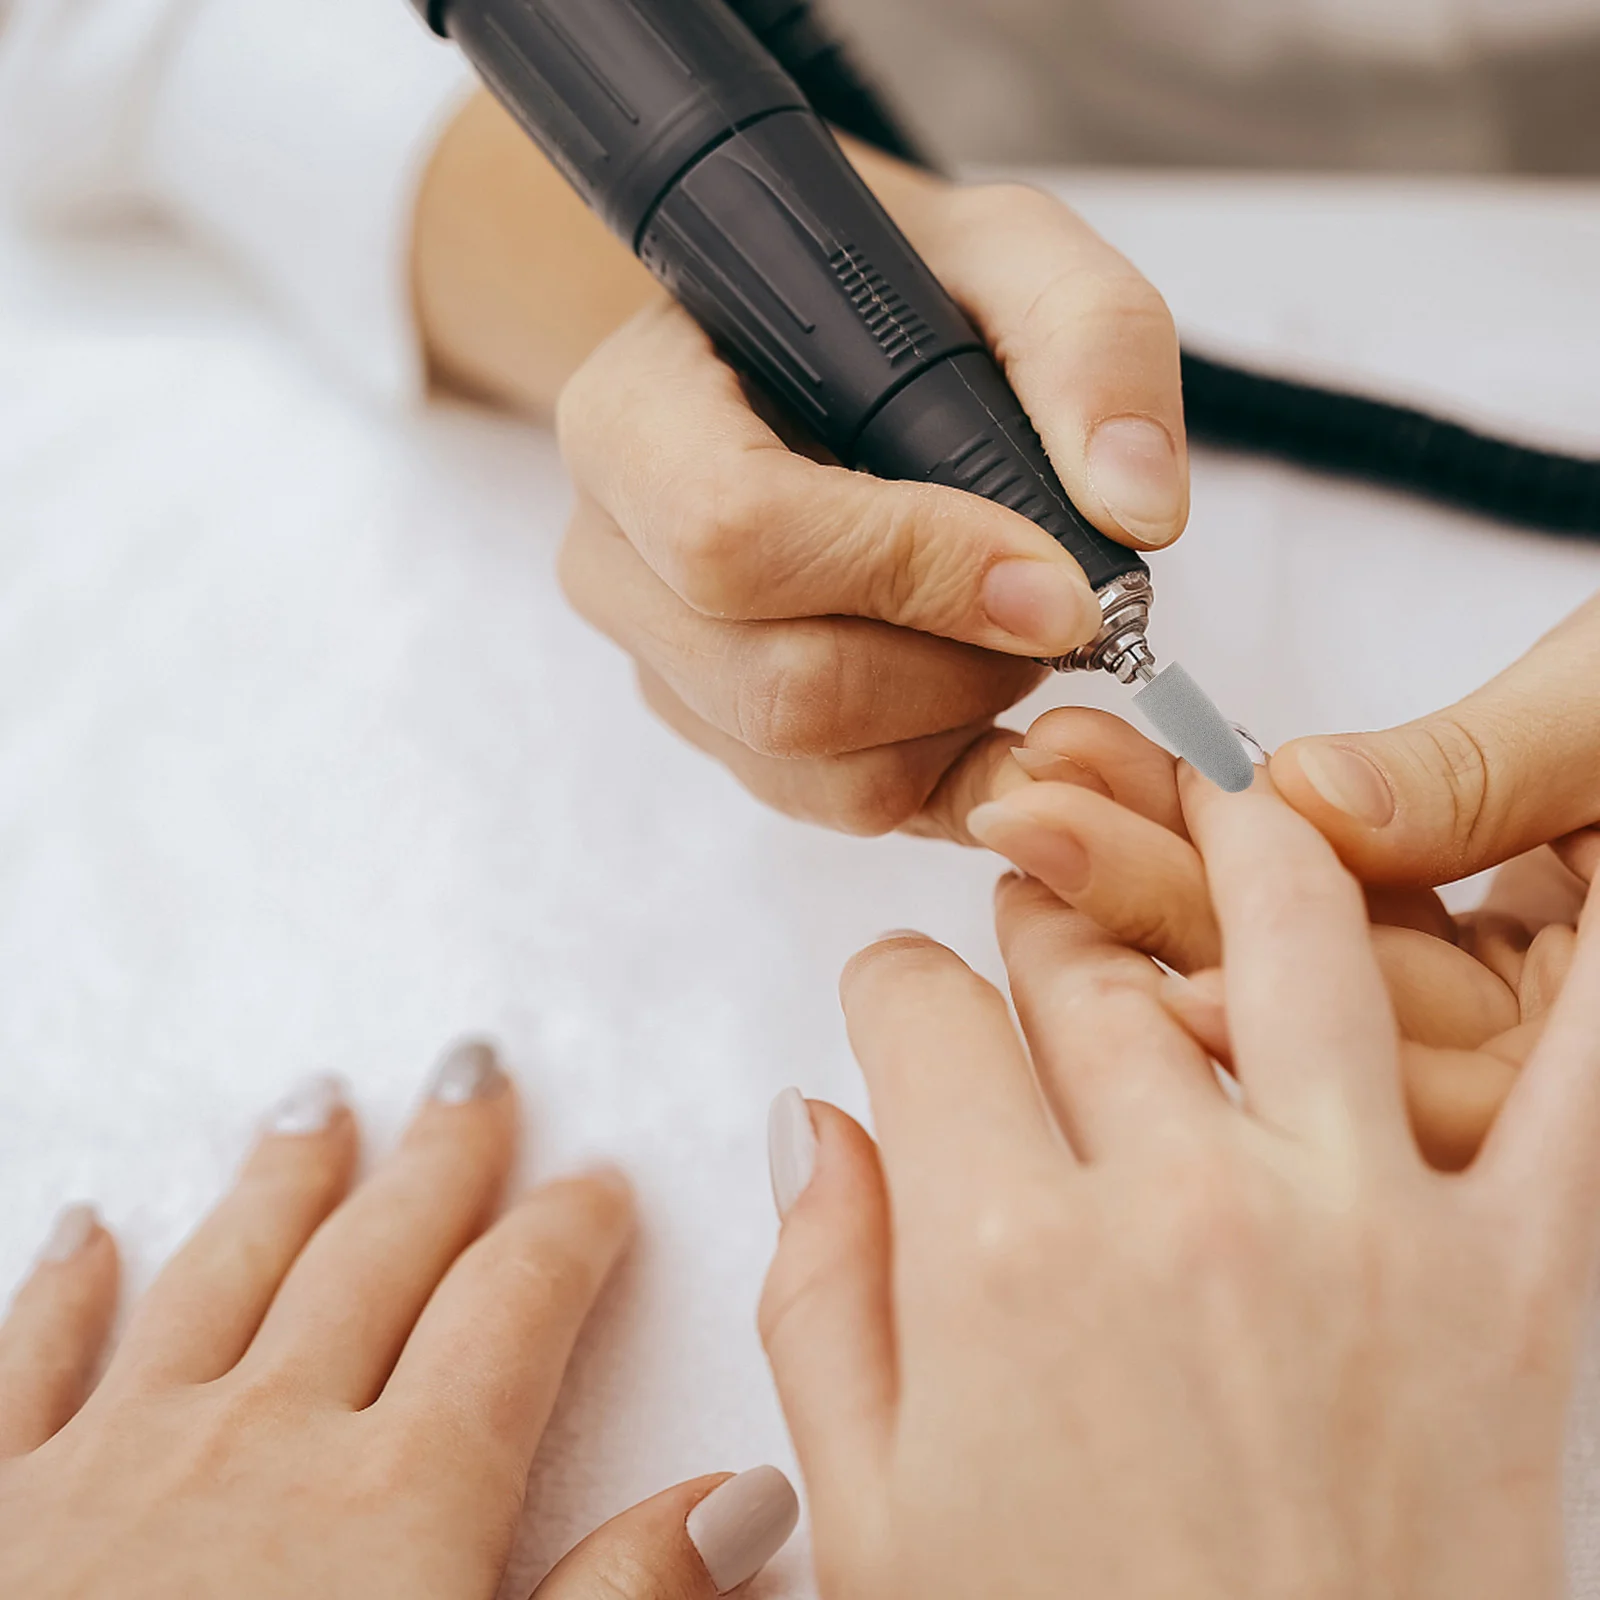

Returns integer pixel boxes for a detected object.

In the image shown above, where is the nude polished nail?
[266,1073,346,1136]
[968,800,1092,894]
[428,1038,508,1105]
[768,1088,817,1221]
[686,1465,801,1593]
[38,1203,97,1264]
[1293,743,1396,828]
[1087,415,1185,547]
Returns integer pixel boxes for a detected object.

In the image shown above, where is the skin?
[966,594,1600,1166]
[762,773,1600,1600]
[414,93,1189,840]
[0,1063,775,1600]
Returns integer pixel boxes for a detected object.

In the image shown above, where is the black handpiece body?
[411,0,1148,601]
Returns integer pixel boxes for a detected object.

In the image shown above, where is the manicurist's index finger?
[557,302,1104,659]
[912,182,1189,552]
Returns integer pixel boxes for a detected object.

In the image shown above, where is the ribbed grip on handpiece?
[430,0,1146,591]
[854,353,1147,591]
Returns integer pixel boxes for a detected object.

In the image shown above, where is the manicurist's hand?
[762,773,1600,1600]
[0,1042,797,1600]
[554,152,1188,838]
[968,707,1589,1169]
[1270,591,1600,889]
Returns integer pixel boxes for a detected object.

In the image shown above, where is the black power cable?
[725,0,1600,538]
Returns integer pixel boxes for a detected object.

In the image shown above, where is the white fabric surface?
[0,0,471,400]
[2,173,1600,1596]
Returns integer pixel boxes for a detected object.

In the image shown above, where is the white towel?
[2,172,1599,1596]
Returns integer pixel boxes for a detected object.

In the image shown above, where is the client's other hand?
[0,1045,796,1600]
[762,774,1600,1600]
[969,710,1591,1169]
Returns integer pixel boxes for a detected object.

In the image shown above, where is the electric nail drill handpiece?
[408,0,1255,793]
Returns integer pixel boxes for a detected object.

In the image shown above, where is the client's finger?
[1015,705,1187,833]
[1369,926,1520,1050]
[0,1206,118,1456]
[995,874,1228,1157]
[241,1040,516,1405]
[761,1098,894,1519]
[108,1077,356,1391]
[840,935,1061,1226]
[533,1469,800,1599]
[382,1171,633,1492]
[1181,768,1407,1155]
[1163,968,1530,1174]
[969,782,1220,973]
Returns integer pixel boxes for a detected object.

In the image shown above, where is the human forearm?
[411,89,945,417]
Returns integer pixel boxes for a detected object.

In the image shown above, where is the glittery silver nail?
[38,1203,97,1264]
[427,1039,507,1105]
[266,1073,346,1136]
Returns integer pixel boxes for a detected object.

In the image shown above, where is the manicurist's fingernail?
[686,1465,801,1594]
[1292,743,1396,828]
[428,1038,508,1105]
[767,1089,818,1222]
[980,559,1097,652]
[266,1073,346,1136]
[1087,416,1185,546]
[968,801,1091,894]
[38,1203,98,1265]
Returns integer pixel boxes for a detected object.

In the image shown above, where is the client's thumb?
[1270,596,1600,887]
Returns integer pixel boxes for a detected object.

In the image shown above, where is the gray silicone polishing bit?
[1134,663,1257,793]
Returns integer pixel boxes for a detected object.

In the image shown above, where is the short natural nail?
[1087,416,1185,546]
[1293,743,1396,828]
[686,1465,801,1593]
[967,800,1092,895]
[768,1088,818,1221]
[1010,747,1113,795]
[980,559,1096,653]
[266,1073,346,1136]
[39,1203,98,1265]
[428,1038,508,1105]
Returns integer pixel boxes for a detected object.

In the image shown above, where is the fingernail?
[1087,416,1185,546]
[38,1203,97,1264]
[875,928,926,944]
[686,1465,801,1594]
[265,1073,346,1136]
[1293,743,1396,828]
[768,1089,818,1221]
[967,800,1091,894]
[980,559,1097,652]
[428,1038,508,1105]
[1010,747,1113,796]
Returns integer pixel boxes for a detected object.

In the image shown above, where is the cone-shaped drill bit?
[1134,663,1257,793]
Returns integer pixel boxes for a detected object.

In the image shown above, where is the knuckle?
[964,1190,1077,1304]
[668,465,769,614]
[1414,715,1495,853]
[567,1547,672,1600]
[733,626,856,758]
[816,751,935,837]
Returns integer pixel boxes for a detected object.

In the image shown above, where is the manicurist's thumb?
[1270,595,1600,888]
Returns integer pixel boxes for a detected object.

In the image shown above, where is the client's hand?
[0,1044,797,1600]
[762,774,1600,1600]
[968,708,1590,1168]
[555,159,1188,838]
